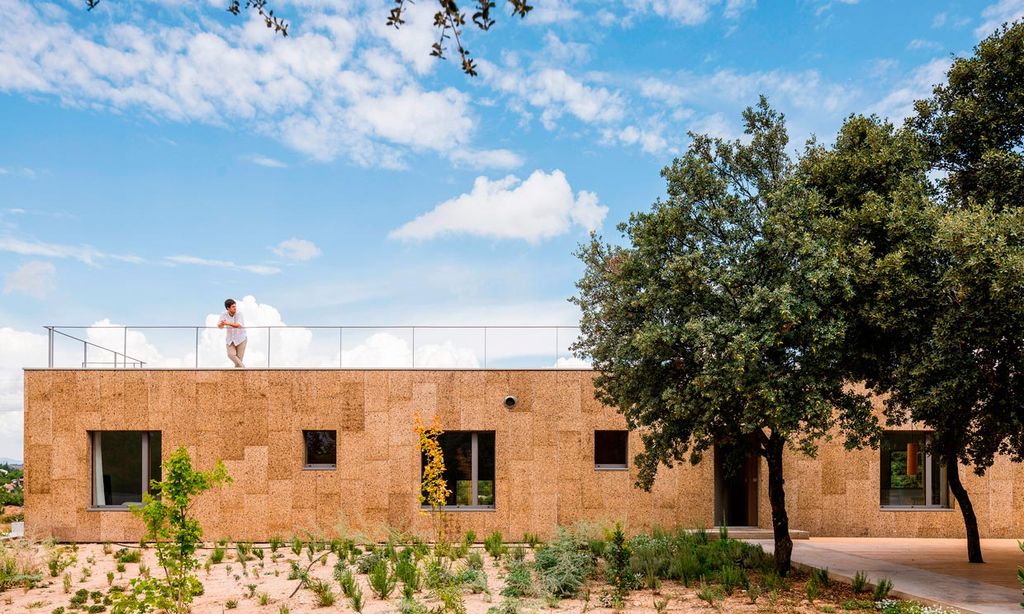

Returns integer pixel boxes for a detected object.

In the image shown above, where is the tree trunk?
[946,456,984,564]
[764,433,793,576]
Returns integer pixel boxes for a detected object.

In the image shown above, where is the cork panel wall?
[25,369,717,542]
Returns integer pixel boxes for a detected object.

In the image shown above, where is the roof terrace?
[42,325,589,370]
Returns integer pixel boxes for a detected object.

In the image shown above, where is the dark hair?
[224,298,236,309]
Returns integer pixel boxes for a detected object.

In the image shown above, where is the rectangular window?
[880,431,950,509]
[91,431,161,508]
[422,431,495,508]
[595,430,628,469]
[303,430,337,469]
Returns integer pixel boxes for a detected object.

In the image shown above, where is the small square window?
[595,430,628,469]
[303,430,337,469]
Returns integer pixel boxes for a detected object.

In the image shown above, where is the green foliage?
[290,536,303,556]
[348,583,365,613]
[805,575,821,602]
[368,558,397,599]
[424,556,455,590]
[395,557,422,592]
[487,598,522,614]
[873,577,894,601]
[0,541,42,591]
[852,570,868,593]
[500,560,535,598]
[209,546,224,565]
[716,565,746,595]
[573,97,878,576]
[431,583,467,614]
[224,599,237,609]
[336,566,357,598]
[465,552,484,571]
[109,447,231,614]
[48,546,76,578]
[457,566,488,594]
[114,549,141,564]
[521,533,540,549]
[695,579,723,606]
[533,529,595,598]
[483,531,506,560]
[356,550,387,575]
[399,596,430,614]
[603,523,637,598]
[308,578,336,607]
[812,566,831,587]
[269,536,282,553]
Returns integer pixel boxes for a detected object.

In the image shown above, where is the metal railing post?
[83,342,88,369]
[47,327,54,368]
[195,327,199,368]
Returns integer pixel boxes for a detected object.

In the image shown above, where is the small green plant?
[432,583,468,614]
[235,542,252,567]
[102,543,113,555]
[604,523,635,601]
[47,546,76,578]
[369,558,398,599]
[484,531,507,560]
[290,536,303,556]
[522,532,540,548]
[210,545,225,564]
[501,560,535,598]
[258,592,269,606]
[852,570,868,593]
[106,571,114,586]
[278,606,289,614]
[115,562,126,573]
[244,583,257,599]
[349,583,365,613]
[805,576,821,602]
[695,579,723,607]
[62,573,72,593]
[270,536,283,553]
[114,548,142,564]
[872,577,894,601]
[308,577,337,607]
[225,599,237,609]
[395,558,421,592]
[653,597,669,614]
[812,566,831,587]
[717,565,747,595]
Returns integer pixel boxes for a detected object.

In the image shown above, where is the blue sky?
[0,0,1021,459]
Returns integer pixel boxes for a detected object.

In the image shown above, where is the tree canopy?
[572,97,878,575]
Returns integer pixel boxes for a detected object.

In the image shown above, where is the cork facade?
[23,369,1024,542]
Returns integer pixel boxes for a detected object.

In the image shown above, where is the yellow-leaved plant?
[415,413,450,545]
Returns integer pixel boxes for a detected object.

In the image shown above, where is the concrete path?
[748,538,1023,614]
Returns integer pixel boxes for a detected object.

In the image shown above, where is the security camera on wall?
[504,395,517,409]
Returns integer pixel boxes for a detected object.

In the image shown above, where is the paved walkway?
[749,538,1023,614]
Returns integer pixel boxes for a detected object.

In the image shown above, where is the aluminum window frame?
[420,430,496,511]
[879,431,951,510]
[594,430,629,470]
[302,429,338,470]
[89,430,161,510]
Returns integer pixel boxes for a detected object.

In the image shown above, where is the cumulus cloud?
[4,261,56,299]
[165,255,280,275]
[907,39,942,51]
[272,238,322,261]
[976,0,1024,37]
[624,0,753,25]
[486,66,626,130]
[0,1,516,170]
[0,327,48,460]
[244,155,288,168]
[389,170,607,243]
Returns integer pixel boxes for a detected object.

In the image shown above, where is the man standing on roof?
[218,298,247,368]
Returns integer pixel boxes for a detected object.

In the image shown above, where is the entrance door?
[713,437,759,526]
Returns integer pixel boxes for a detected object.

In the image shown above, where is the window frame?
[594,430,629,470]
[879,431,952,511]
[420,430,496,511]
[89,430,161,510]
[302,430,338,470]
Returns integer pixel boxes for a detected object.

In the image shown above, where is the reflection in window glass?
[423,431,495,508]
[303,430,337,467]
[92,431,161,507]
[594,430,628,468]
[879,431,949,508]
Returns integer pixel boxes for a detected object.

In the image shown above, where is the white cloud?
[0,327,48,461]
[0,1,516,170]
[526,0,583,25]
[487,66,626,129]
[624,0,755,24]
[907,39,942,51]
[449,148,524,170]
[976,0,1024,37]
[932,12,948,28]
[165,255,280,275]
[4,261,56,299]
[390,170,607,243]
[867,58,951,122]
[0,236,142,265]
[0,167,37,178]
[244,154,288,168]
[272,238,321,261]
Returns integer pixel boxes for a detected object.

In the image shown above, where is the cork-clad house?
[22,368,1024,543]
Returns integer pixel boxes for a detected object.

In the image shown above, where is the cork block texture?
[23,370,1024,542]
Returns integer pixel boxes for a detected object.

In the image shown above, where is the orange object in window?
[906,442,919,475]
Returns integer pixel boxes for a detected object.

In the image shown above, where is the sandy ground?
[0,542,928,613]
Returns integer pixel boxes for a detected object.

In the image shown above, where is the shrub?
[308,578,336,608]
[812,566,831,587]
[395,558,421,592]
[484,531,507,561]
[805,576,821,602]
[114,549,142,564]
[457,567,488,594]
[487,598,522,614]
[465,552,484,571]
[431,583,467,614]
[852,570,868,593]
[269,536,283,553]
[695,579,723,607]
[368,559,398,599]
[355,550,386,574]
[399,596,430,614]
[500,560,535,598]
[0,539,42,590]
[628,537,667,590]
[533,530,594,598]
[48,546,76,578]
[290,536,303,556]
[668,548,701,586]
[717,565,747,595]
[336,567,357,598]
[873,577,894,601]
[349,583,365,613]
[225,599,237,609]
[424,556,455,590]
[604,523,638,599]
[209,545,225,564]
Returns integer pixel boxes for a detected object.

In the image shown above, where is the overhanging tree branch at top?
[84,0,534,77]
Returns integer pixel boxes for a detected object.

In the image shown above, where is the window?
[91,431,161,507]
[880,431,949,509]
[303,430,337,469]
[595,430,628,469]
[422,431,495,508]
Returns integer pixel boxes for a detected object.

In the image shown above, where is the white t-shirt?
[220,310,247,346]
